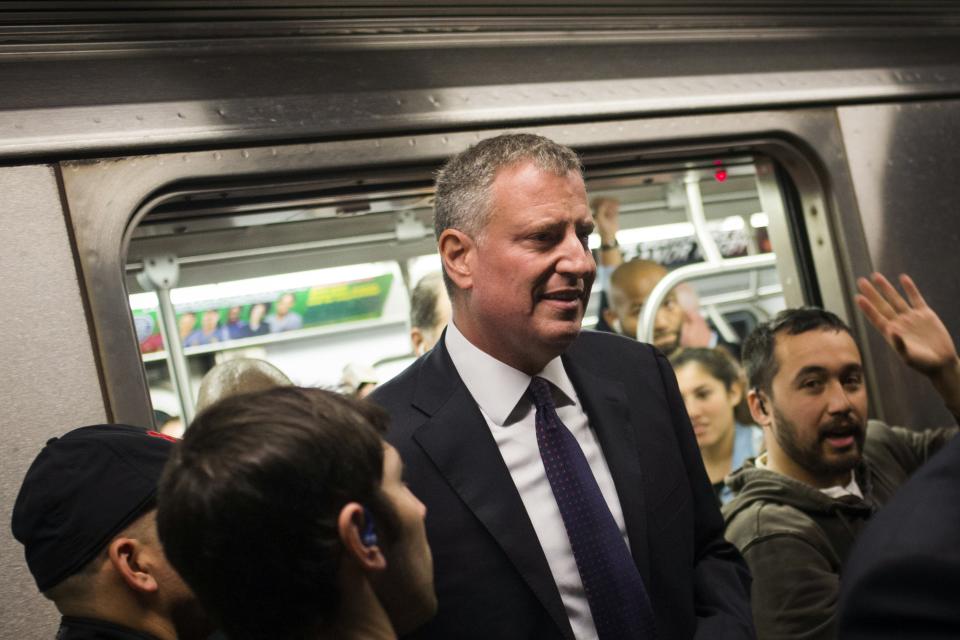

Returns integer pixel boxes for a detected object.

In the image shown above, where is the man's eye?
[695,390,711,400]
[801,379,824,391]
[843,375,863,389]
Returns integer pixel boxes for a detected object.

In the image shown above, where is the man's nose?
[826,381,855,414]
[557,232,595,278]
[654,306,673,330]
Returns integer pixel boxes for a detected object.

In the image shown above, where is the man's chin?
[653,337,681,356]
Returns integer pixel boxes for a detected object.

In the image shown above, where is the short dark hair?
[157,386,396,640]
[742,307,854,395]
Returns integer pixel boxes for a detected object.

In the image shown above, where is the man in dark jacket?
[723,273,960,640]
[11,425,212,640]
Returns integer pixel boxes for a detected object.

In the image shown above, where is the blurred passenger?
[267,292,303,333]
[246,302,271,337]
[410,271,452,356]
[157,386,437,640]
[671,347,762,504]
[592,196,741,357]
[675,282,742,360]
[196,357,292,413]
[603,258,685,354]
[723,273,960,640]
[341,362,379,399]
[159,416,184,439]
[589,196,622,333]
[184,309,228,347]
[11,425,211,640]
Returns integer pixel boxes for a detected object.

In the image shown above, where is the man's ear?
[410,328,425,356]
[437,229,475,292]
[747,388,771,427]
[338,503,386,572]
[108,536,159,594]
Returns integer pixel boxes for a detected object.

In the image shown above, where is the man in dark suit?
[837,436,960,640]
[836,275,960,640]
[371,133,753,639]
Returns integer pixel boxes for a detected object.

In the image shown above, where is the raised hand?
[591,197,620,246]
[856,273,957,377]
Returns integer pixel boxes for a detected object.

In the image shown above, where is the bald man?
[196,357,292,413]
[602,259,685,355]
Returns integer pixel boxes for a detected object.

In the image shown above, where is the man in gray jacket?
[723,273,960,639]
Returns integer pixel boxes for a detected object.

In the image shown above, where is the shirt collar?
[445,320,579,426]
[755,453,864,499]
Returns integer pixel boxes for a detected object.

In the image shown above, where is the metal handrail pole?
[637,253,778,345]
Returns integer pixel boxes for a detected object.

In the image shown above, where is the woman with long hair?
[670,347,763,504]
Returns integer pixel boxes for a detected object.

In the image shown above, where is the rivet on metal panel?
[441,136,449,145]
[427,95,440,107]
[93,117,101,124]
[241,150,250,159]
[213,151,222,160]
[817,237,825,246]
[217,108,226,117]
[408,139,417,147]
[810,206,818,217]
[177,112,186,120]
[136,115,144,122]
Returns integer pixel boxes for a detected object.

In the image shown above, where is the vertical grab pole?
[684,174,724,265]
[138,255,195,426]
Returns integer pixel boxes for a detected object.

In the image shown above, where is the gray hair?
[433,133,582,241]
[410,271,447,332]
[196,358,292,413]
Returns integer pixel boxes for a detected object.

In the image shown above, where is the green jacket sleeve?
[743,534,838,640]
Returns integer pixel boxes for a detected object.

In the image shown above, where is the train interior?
[125,154,789,427]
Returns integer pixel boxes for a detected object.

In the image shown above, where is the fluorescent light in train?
[750,212,769,228]
[590,222,696,249]
[720,216,745,231]
[128,262,399,310]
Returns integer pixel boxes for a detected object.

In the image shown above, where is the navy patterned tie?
[529,376,657,639]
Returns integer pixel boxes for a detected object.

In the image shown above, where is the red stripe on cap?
[147,430,180,443]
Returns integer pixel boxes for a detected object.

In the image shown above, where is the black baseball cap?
[11,424,178,592]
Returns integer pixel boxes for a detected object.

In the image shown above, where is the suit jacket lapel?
[563,354,652,586]
[411,340,574,640]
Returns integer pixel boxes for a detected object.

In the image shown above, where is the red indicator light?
[714,169,728,182]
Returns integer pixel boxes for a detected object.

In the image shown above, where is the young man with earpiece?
[723,273,960,640]
[157,386,437,640]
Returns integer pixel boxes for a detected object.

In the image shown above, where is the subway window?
[124,153,793,430]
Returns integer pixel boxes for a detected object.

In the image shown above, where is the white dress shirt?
[445,321,629,640]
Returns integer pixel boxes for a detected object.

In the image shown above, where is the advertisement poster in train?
[133,273,394,354]
[624,227,755,269]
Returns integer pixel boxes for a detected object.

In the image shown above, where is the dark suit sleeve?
[839,551,960,640]
[655,352,755,639]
